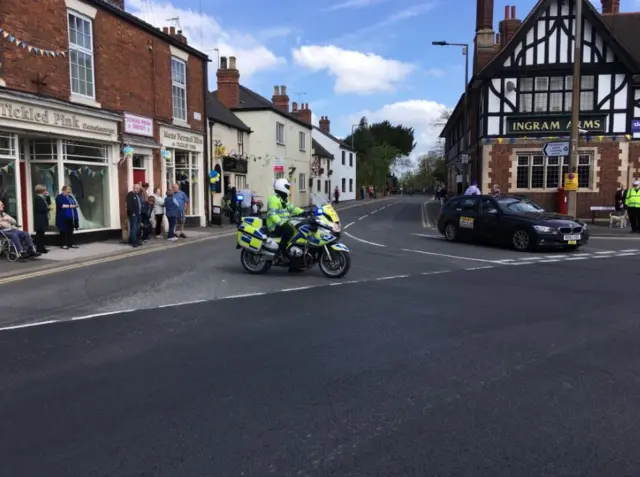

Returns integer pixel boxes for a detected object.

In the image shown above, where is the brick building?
[0,0,209,242]
[441,0,640,218]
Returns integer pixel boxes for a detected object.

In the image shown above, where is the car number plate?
[563,234,581,241]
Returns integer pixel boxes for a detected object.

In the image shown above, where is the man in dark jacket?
[140,196,155,241]
[126,183,142,247]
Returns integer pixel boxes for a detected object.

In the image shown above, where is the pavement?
[1,195,640,475]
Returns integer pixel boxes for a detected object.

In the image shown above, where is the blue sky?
[126,0,636,155]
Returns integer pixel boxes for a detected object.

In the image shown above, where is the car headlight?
[533,225,555,233]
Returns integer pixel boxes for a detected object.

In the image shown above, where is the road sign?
[542,141,569,157]
[564,172,579,191]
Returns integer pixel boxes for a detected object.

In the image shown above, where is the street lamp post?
[432,41,469,190]
[567,0,583,217]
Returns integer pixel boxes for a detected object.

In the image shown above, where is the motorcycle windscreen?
[323,204,339,223]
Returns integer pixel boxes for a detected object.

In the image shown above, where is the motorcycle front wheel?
[240,249,272,274]
[318,248,351,278]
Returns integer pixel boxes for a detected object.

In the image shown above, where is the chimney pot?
[229,56,236,69]
[170,26,176,35]
[280,85,287,95]
[505,5,510,19]
[602,0,620,14]
[162,26,169,34]
[292,102,298,111]
[220,56,227,69]
[510,6,516,18]
[273,85,280,95]
[216,55,240,108]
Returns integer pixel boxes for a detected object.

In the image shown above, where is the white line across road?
[344,231,386,247]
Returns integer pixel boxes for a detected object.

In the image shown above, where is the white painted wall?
[235,110,312,206]
[312,129,356,201]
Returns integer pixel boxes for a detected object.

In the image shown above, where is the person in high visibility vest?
[625,180,640,233]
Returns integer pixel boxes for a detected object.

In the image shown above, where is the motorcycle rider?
[267,178,304,269]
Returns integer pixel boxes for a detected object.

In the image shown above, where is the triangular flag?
[27,45,33,52]
[2,31,8,38]
[0,28,3,34]
[8,35,15,42]
[60,51,66,57]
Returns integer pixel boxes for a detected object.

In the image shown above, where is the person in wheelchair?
[0,200,40,258]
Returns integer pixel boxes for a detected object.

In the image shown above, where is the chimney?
[473,0,498,73]
[602,0,620,14]
[272,84,289,112]
[216,55,240,109]
[292,102,298,112]
[164,25,188,44]
[499,5,521,48]
[319,115,330,133]
[297,103,312,123]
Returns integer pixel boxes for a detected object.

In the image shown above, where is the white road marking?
[220,292,266,299]
[614,252,638,256]
[344,222,354,230]
[420,270,450,275]
[344,231,386,247]
[519,256,544,260]
[0,320,58,331]
[589,236,640,240]
[411,233,442,239]
[465,266,495,270]
[369,209,377,214]
[538,259,562,262]
[400,248,499,263]
[509,261,537,265]
[376,275,409,280]
[619,249,639,252]
[71,310,135,320]
[543,255,568,259]
[595,251,616,254]
[564,257,589,261]
[281,286,314,292]
[358,215,368,220]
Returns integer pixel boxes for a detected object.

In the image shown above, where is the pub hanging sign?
[506,115,607,134]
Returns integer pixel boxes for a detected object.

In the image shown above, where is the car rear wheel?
[512,228,532,251]
[444,222,458,242]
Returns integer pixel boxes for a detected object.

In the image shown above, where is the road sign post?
[542,142,570,157]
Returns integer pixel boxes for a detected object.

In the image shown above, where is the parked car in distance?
[437,195,589,251]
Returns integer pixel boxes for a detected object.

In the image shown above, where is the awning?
[122,134,161,149]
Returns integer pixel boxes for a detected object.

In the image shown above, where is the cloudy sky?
[126,0,631,158]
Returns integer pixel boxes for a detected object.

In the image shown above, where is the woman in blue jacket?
[163,189,180,241]
[55,185,79,249]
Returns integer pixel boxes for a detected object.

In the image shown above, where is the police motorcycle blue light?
[236,194,244,201]
[314,206,324,216]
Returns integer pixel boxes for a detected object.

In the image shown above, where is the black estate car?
[436,195,590,251]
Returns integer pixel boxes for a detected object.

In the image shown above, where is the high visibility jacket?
[626,187,640,208]
[266,194,303,231]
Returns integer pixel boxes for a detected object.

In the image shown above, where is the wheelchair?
[0,228,27,262]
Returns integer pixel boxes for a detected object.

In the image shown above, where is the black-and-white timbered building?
[441,0,640,217]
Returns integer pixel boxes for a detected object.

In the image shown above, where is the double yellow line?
[0,231,236,285]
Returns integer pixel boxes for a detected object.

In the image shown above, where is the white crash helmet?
[274,178,291,196]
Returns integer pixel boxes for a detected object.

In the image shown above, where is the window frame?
[349,152,353,167]
[349,178,353,192]
[515,152,593,190]
[276,122,285,145]
[298,172,307,192]
[298,131,306,151]
[237,130,244,155]
[341,177,346,192]
[341,150,345,165]
[67,10,96,99]
[518,75,595,113]
[171,57,188,121]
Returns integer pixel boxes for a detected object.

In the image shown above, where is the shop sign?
[632,119,640,133]
[222,156,248,174]
[159,126,204,152]
[124,113,153,137]
[0,98,118,140]
[506,115,606,134]
[273,156,284,173]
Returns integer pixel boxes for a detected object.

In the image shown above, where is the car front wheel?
[512,228,532,251]
[444,222,458,242]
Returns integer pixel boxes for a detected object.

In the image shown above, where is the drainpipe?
[203,57,212,225]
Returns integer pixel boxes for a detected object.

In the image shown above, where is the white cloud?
[126,0,285,82]
[346,100,449,157]
[292,45,415,94]
[322,0,390,11]
[425,68,445,77]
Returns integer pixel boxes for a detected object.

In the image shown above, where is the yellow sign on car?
[564,172,579,191]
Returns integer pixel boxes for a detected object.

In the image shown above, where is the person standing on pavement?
[151,186,165,238]
[465,181,481,195]
[239,184,252,217]
[140,196,155,242]
[55,185,79,249]
[171,183,189,238]
[126,183,143,248]
[492,184,501,196]
[164,188,180,241]
[334,186,340,204]
[615,183,627,212]
[33,184,51,254]
[625,180,640,233]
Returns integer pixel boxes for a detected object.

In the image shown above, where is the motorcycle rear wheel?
[240,249,272,274]
[318,248,351,279]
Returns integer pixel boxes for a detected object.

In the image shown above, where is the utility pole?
[567,0,582,217]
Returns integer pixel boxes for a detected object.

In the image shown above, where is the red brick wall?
[487,141,625,218]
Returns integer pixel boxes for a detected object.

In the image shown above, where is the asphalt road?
[2,196,640,476]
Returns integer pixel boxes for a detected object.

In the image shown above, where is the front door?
[132,154,147,185]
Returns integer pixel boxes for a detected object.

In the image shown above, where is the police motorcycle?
[235,193,350,278]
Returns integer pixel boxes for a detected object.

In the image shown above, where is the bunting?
[0,26,67,58]
[483,134,633,145]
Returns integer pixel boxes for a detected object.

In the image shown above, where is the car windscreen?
[497,198,544,213]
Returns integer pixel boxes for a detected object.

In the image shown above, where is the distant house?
[211,57,313,206]
[312,116,357,201]
[311,138,333,201]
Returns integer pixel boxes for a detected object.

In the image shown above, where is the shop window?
[518,75,595,113]
[0,159,18,220]
[171,57,187,121]
[516,153,592,189]
[30,163,59,231]
[68,12,95,98]
[0,132,15,156]
[298,173,306,192]
[171,150,200,216]
[62,140,109,229]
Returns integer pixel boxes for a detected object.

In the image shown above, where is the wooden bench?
[589,205,615,224]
